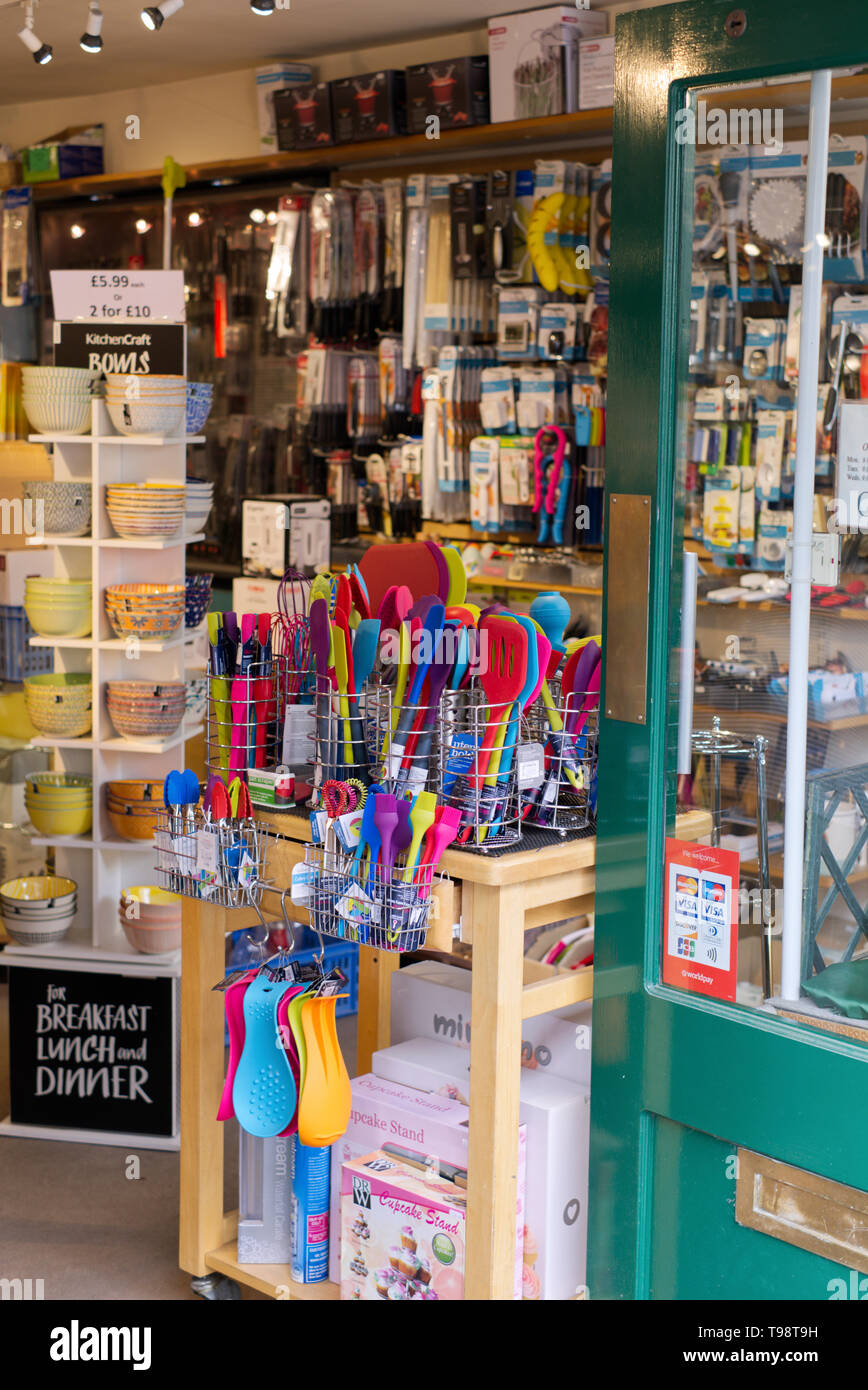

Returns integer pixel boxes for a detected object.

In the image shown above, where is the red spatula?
[472,614,529,789]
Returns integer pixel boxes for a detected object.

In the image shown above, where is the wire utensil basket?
[206,654,298,778]
[302,843,436,951]
[363,674,443,797]
[437,683,521,850]
[521,675,598,833]
[154,808,269,907]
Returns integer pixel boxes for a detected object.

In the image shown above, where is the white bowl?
[106,400,185,437]
[23,398,92,435]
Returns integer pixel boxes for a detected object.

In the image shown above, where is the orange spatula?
[298,994,351,1147]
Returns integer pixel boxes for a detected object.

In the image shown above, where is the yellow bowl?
[122,885,180,906]
[26,804,93,836]
[106,779,162,802]
[0,874,76,904]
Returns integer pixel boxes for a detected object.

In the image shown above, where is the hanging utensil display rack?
[521,674,598,834]
[302,843,437,951]
[154,808,270,908]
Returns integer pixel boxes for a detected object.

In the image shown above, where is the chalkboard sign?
[54,321,185,377]
[9,967,176,1138]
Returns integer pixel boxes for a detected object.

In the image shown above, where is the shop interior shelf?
[204,1236,339,1301]
[1,937,180,970]
[28,636,95,648]
[100,725,202,754]
[30,72,868,207]
[98,636,185,652]
[100,532,205,549]
[30,736,95,749]
[25,535,92,547]
[28,433,205,447]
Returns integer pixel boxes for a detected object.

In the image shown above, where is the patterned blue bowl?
[185,573,213,629]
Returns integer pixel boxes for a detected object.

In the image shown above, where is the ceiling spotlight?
[249,208,266,224]
[250,1,276,14]
[266,210,278,225]
[187,211,203,227]
[135,218,153,234]
[141,0,184,31]
[80,1,103,52]
[18,1,53,64]
[70,224,86,239]
[743,241,761,259]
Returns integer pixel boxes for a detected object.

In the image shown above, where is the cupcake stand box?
[340,1150,467,1301]
[372,1036,590,1301]
[330,1072,525,1298]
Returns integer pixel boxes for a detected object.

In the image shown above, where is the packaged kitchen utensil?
[405,56,490,134]
[274,82,334,151]
[241,496,331,578]
[330,71,407,143]
[487,6,608,124]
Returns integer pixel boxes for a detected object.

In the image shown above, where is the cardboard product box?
[21,125,104,183]
[340,1150,467,1300]
[329,1072,526,1296]
[274,83,333,151]
[330,71,406,143]
[373,1036,590,1300]
[0,443,53,552]
[487,6,608,124]
[579,35,614,110]
[256,62,315,153]
[405,56,490,135]
[390,960,593,1086]
[241,495,330,578]
[0,547,52,606]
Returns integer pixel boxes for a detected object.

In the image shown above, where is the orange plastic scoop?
[298,994,351,1146]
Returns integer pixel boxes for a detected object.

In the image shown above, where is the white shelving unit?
[4,399,200,973]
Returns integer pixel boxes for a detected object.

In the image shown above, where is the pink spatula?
[217,973,255,1121]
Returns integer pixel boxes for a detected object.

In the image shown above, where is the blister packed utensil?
[233,974,298,1139]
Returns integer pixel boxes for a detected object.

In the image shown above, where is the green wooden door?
[589,0,868,1300]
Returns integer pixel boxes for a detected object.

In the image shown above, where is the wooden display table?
[179,809,710,1300]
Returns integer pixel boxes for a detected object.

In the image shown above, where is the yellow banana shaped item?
[527,191,564,293]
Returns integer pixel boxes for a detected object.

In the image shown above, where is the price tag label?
[196,829,219,883]
[835,402,868,532]
[516,741,545,789]
[50,269,186,323]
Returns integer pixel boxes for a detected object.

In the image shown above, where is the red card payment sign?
[662,838,738,1002]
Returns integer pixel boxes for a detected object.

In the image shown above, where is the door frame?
[590,0,868,1300]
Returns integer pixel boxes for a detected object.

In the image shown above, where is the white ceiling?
[0,0,637,104]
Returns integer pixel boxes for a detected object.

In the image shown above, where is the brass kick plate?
[736,1148,868,1273]
[605,494,651,724]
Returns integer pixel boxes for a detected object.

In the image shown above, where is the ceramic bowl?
[108,807,159,841]
[106,779,162,802]
[106,399,185,437]
[2,900,77,922]
[22,366,99,386]
[25,801,93,837]
[121,885,181,914]
[22,396,92,436]
[0,874,76,906]
[26,773,92,794]
[21,480,92,536]
[120,917,181,954]
[2,915,76,946]
[24,599,92,639]
[24,675,93,738]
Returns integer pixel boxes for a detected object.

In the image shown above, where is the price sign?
[50,269,185,323]
[835,402,868,532]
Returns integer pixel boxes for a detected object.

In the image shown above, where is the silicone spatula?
[309,597,333,780]
[416,804,462,895]
[229,676,249,775]
[389,602,445,779]
[374,793,399,879]
[351,619,380,692]
[287,990,309,1095]
[232,974,298,1138]
[483,613,544,839]
[331,620,354,774]
[275,984,305,1137]
[216,974,254,1121]
[564,640,601,734]
[298,994,352,1147]
[471,615,529,790]
[424,540,451,601]
[442,546,467,605]
[351,784,382,885]
[401,791,438,882]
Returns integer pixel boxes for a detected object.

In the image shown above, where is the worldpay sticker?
[662,838,738,1001]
